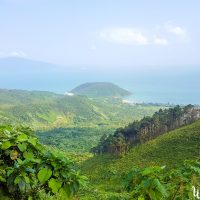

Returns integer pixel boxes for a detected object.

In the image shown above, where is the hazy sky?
[0,0,200,69]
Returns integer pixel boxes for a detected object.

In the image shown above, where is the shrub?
[0,125,87,200]
[124,160,200,200]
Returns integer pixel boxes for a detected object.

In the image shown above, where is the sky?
[0,0,200,70]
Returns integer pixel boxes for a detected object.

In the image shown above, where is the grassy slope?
[0,89,164,129]
[80,119,200,199]
[0,89,165,154]
[0,89,60,105]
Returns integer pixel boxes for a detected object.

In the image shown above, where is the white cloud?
[154,36,169,45]
[9,51,27,58]
[99,27,149,45]
[97,23,188,47]
[0,51,27,58]
[165,23,186,38]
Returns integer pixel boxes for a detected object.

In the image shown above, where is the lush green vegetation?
[0,125,87,200]
[124,160,200,200]
[0,89,60,105]
[37,127,114,154]
[0,89,164,129]
[1,88,200,199]
[70,82,131,98]
[0,89,165,153]
[93,105,200,155]
[80,119,200,199]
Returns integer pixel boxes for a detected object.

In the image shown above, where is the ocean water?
[1,71,199,105]
[49,69,200,105]
[0,59,199,105]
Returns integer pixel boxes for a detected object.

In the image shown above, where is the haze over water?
[0,1,200,105]
[0,58,198,105]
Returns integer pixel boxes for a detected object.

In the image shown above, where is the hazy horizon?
[0,57,199,105]
[0,1,200,104]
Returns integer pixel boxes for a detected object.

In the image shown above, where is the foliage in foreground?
[125,160,200,200]
[80,160,200,200]
[0,125,87,200]
[80,119,200,199]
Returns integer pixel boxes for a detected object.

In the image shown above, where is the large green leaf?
[153,178,168,197]
[7,169,14,176]
[142,166,161,176]
[48,178,62,193]
[138,196,145,200]
[14,176,22,184]
[59,184,71,199]
[28,138,37,146]
[17,134,28,142]
[23,151,34,160]
[37,168,52,183]
[0,175,6,182]
[17,143,27,152]
[1,141,11,150]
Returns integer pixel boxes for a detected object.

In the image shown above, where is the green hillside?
[0,89,162,128]
[0,89,165,154]
[70,82,131,98]
[0,89,60,105]
[80,119,200,199]
[36,102,165,153]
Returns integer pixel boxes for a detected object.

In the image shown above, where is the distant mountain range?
[0,57,79,92]
[70,82,131,98]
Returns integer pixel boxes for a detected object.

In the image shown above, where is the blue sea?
[0,58,199,105]
[33,68,200,105]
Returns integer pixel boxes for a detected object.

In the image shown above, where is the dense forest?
[93,105,200,155]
